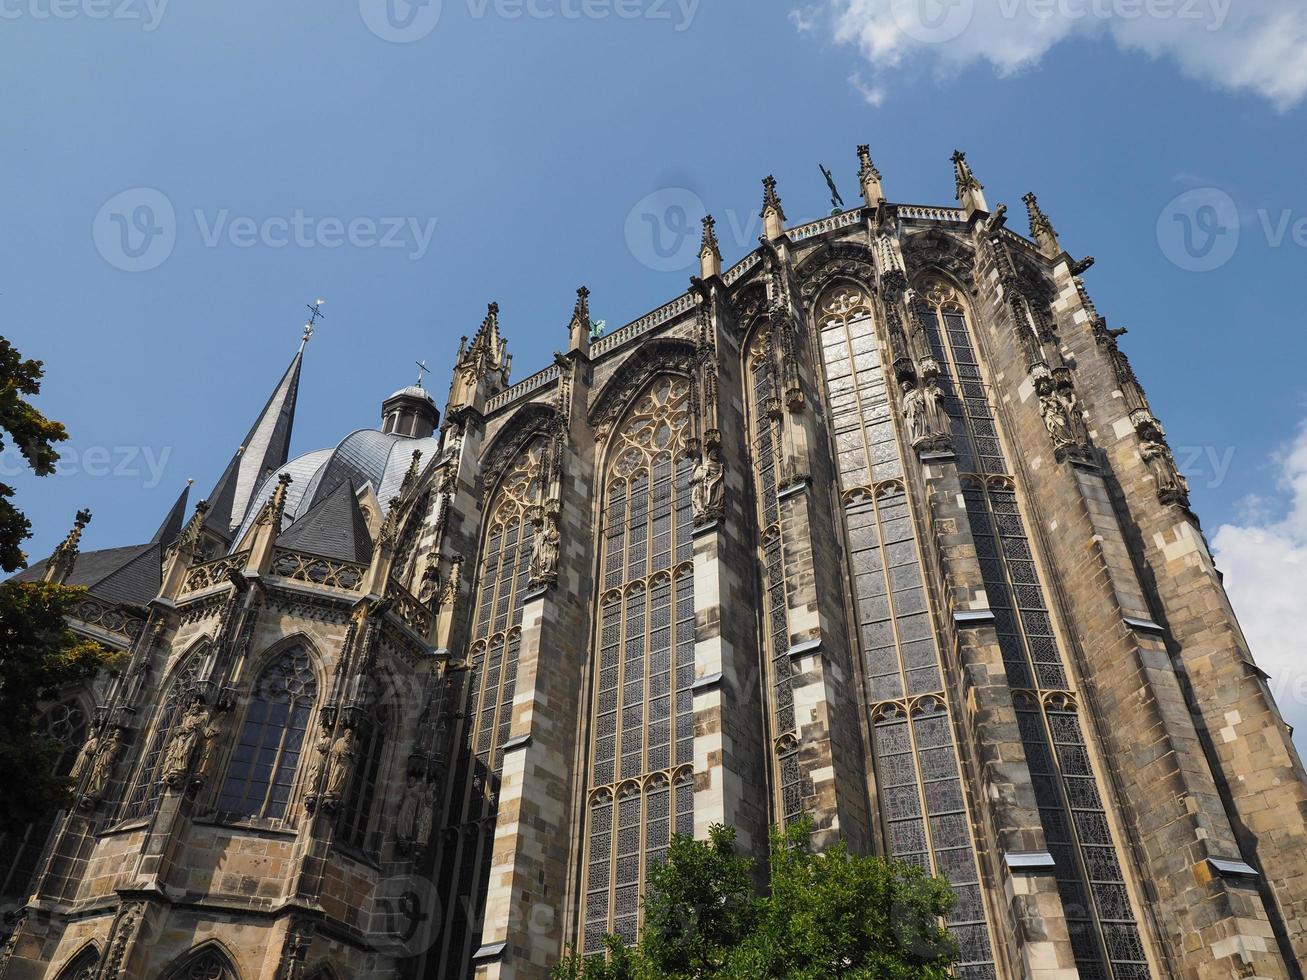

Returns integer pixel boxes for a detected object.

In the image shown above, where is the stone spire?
[568,287,591,356]
[952,150,989,217]
[43,509,91,585]
[699,215,722,279]
[150,480,193,547]
[857,144,884,207]
[202,346,304,541]
[1024,193,1062,259]
[761,175,787,240]
[448,303,512,413]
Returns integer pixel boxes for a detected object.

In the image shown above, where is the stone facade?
[3,149,1306,980]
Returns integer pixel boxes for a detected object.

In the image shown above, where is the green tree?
[553,819,957,980]
[0,336,68,573]
[0,336,118,835]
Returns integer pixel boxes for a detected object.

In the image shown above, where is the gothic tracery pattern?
[815,283,998,979]
[432,439,540,978]
[582,376,696,951]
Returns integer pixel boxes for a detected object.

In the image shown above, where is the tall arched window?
[582,376,696,952]
[337,701,388,853]
[217,646,317,821]
[916,280,1150,979]
[0,699,88,899]
[814,283,997,979]
[121,651,201,820]
[744,327,801,825]
[432,438,540,979]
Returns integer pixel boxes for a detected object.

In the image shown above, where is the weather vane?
[415,358,430,387]
[301,298,326,349]
[820,164,845,215]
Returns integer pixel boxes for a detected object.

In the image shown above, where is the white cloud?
[808,0,1307,110]
[850,71,888,105]
[1212,423,1307,745]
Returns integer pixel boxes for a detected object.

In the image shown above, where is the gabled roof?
[13,542,161,608]
[275,480,373,564]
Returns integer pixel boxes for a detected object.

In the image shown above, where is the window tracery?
[122,652,201,820]
[337,701,388,853]
[432,438,540,978]
[916,281,1150,979]
[583,376,696,952]
[815,283,997,979]
[217,646,317,821]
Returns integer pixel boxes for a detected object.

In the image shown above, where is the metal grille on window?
[816,284,996,977]
[917,282,1151,979]
[745,330,803,823]
[432,439,541,980]
[217,645,316,820]
[0,699,87,900]
[583,376,695,951]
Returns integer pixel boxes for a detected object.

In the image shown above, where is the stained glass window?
[121,651,201,820]
[432,439,540,978]
[337,703,388,853]
[917,283,1151,979]
[815,284,996,976]
[583,376,696,951]
[217,645,317,820]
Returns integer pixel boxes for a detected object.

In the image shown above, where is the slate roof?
[13,542,161,608]
[275,480,373,564]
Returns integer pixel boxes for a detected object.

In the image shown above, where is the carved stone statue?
[529,512,561,586]
[1038,381,1089,461]
[901,379,950,452]
[395,774,421,846]
[1137,418,1189,505]
[70,728,101,785]
[303,731,332,811]
[322,728,358,808]
[82,728,125,804]
[692,445,725,525]
[417,557,441,608]
[163,696,211,788]
[414,779,436,849]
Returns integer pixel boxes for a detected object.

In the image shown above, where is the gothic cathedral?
[4,149,1306,980]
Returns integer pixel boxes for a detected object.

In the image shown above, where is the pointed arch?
[588,339,697,434]
[119,638,212,821]
[581,373,697,952]
[480,401,564,501]
[160,940,242,980]
[51,941,99,980]
[794,240,877,306]
[430,433,544,979]
[216,642,319,821]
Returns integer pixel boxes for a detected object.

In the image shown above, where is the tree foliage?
[553,819,957,980]
[0,336,118,834]
[0,581,117,836]
[0,336,68,573]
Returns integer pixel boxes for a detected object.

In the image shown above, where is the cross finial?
[301,298,326,351]
[415,359,431,388]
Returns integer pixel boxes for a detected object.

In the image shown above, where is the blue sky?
[4,1,1306,730]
